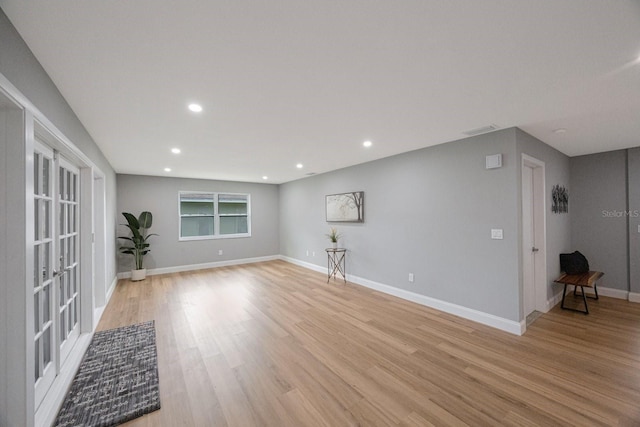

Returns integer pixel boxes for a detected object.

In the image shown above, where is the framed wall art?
[326,191,364,223]
[552,184,568,214]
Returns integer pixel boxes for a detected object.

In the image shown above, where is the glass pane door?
[33,141,56,408]
[57,156,80,365]
[32,142,81,410]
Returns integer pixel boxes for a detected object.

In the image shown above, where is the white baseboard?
[117,255,280,279]
[594,286,628,300]
[93,276,118,327]
[563,284,629,300]
[545,291,564,312]
[629,292,640,303]
[280,256,524,336]
[106,275,117,299]
[279,255,325,274]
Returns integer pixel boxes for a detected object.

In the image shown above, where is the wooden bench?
[554,271,604,314]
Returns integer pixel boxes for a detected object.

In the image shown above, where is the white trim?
[629,292,640,303]
[93,276,118,333]
[545,286,640,309]
[80,167,94,334]
[593,286,628,300]
[279,256,524,336]
[545,290,564,312]
[521,153,547,316]
[0,71,109,427]
[563,284,629,300]
[279,256,326,275]
[178,191,251,241]
[106,276,118,302]
[0,73,99,173]
[34,334,92,427]
[117,255,279,279]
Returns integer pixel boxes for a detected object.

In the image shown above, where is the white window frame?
[178,191,251,241]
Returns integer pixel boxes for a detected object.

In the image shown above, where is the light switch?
[638,225,640,233]
[491,229,503,240]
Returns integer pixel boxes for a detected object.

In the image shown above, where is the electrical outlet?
[306,250,309,256]
[312,251,315,257]
[408,273,414,283]
[218,250,223,255]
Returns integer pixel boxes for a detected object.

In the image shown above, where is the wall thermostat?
[486,154,502,169]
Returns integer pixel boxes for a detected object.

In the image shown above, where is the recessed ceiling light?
[164,167,171,172]
[171,148,181,154]
[553,128,567,134]
[262,176,268,180]
[363,140,373,148]
[296,163,303,169]
[188,103,203,113]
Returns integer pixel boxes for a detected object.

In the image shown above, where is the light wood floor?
[98,260,640,426]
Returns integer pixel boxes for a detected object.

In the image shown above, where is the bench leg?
[561,284,589,314]
[575,284,599,300]
[561,284,568,310]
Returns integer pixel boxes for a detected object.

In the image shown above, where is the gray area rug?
[55,321,161,427]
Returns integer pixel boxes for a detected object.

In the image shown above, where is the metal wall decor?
[552,184,568,213]
[326,191,364,222]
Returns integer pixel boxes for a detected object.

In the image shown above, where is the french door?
[33,139,81,409]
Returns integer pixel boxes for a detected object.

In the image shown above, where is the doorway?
[522,154,547,323]
[32,138,82,409]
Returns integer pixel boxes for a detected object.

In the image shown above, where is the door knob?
[532,247,539,252]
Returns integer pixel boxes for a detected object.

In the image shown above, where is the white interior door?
[32,140,81,410]
[522,155,547,320]
[57,156,80,365]
[33,141,56,408]
[522,164,536,317]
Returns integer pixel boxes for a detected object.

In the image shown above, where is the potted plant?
[326,227,341,249]
[118,211,157,281]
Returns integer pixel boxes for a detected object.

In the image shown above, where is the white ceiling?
[2,1,639,183]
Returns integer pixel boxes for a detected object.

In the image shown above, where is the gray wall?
[516,129,572,304]
[570,147,640,295]
[0,8,118,427]
[570,150,628,291]
[116,174,280,272]
[628,148,640,296]
[0,104,27,427]
[0,8,118,282]
[280,128,523,321]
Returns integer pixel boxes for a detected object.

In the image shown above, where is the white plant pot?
[332,242,338,249]
[131,268,147,281]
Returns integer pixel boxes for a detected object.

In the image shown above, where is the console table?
[325,248,346,283]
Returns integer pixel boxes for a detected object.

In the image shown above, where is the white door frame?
[0,71,108,427]
[521,154,547,320]
[92,172,107,323]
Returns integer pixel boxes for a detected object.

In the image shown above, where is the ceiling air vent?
[463,124,499,137]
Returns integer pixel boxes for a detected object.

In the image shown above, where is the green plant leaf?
[138,211,153,229]
[122,212,140,229]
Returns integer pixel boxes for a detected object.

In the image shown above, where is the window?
[179,192,250,240]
